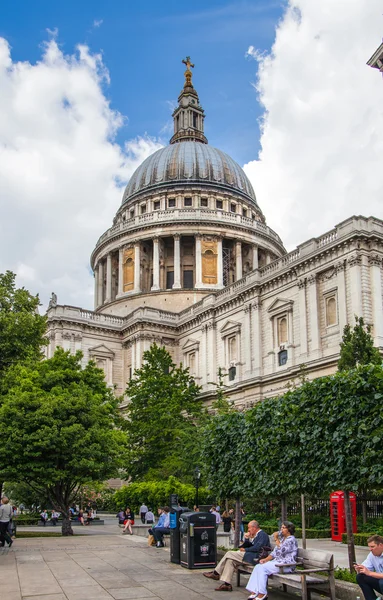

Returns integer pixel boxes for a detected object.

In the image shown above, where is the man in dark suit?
[203,520,270,591]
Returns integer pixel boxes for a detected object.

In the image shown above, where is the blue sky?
[1,0,285,165]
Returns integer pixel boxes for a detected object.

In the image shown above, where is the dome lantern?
[170,57,208,145]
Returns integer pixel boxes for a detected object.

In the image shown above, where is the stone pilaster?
[348,253,363,318]
[252,300,262,377]
[133,243,141,293]
[244,304,252,375]
[369,254,383,347]
[335,261,347,333]
[298,279,308,357]
[307,274,320,358]
[173,234,181,289]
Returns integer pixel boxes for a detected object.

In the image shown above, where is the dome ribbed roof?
[121,142,258,205]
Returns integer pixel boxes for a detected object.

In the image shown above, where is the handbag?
[258,545,272,560]
[147,534,156,547]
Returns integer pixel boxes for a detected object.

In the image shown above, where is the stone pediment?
[182,338,200,351]
[267,297,294,316]
[220,320,241,336]
[88,344,115,358]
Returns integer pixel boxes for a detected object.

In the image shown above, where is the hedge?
[341,532,377,546]
[261,525,331,538]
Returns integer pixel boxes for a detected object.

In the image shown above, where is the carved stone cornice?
[307,274,317,286]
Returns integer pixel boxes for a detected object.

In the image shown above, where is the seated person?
[85,510,94,525]
[117,509,125,525]
[51,511,60,526]
[148,506,170,547]
[40,510,48,526]
[355,534,383,600]
[203,520,270,592]
[122,507,135,534]
[246,521,298,600]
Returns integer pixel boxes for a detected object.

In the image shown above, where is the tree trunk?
[344,490,356,570]
[61,514,74,536]
[301,494,306,550]
[281,495,287,523]
[234,496,241,548]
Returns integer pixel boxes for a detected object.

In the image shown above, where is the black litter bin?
[169,506,190,564]
[179,511,217,569]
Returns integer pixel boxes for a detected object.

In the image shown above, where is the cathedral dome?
[121,142,258,206]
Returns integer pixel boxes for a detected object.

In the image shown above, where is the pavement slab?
[1,517,370,599]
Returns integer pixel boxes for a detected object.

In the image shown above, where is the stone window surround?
[267,298,294,368]
[182,338,200,378]
[220,321,241,383]
[88,344,115,386]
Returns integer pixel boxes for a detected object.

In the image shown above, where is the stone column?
[105,253,112,302]
[200,324,208,387]
[348,254,363,318]
[195,234,202,287]
[252,245,259,270]
[335,261,347,333]
[369,255,383,347]
[266,253,271,265]
[94,266,99,309]
[136,336,142,369]
[252,300,262,376]
[134,242,141,293]
[298,279,308,357]
[235,240,242,280]
[217,237,224,287]
[173,234,181,289]
[151,237,160,291]
[118,247,124,296]
[98,260,104,306]
[307,274,320,357]
[131,339,136,374]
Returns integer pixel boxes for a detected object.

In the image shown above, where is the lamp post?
[194,467,201,509]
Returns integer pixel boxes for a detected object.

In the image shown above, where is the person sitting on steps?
[354,534,383,600]
[203,520,270,592]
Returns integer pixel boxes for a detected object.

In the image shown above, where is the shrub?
[341,532,381,546]
[334,567,357,584]
[261,525,331,538]
[113,476,212,512]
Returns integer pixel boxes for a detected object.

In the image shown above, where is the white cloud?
[0,37,162,310]
[93,19,103,28]
[244,0,383,251]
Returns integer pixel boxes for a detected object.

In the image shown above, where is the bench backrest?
[297,547,333,570]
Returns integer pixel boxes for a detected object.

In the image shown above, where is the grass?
[15,531,63,538]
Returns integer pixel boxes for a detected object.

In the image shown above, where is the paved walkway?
[0,520,368,600]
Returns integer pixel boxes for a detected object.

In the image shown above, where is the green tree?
[0,348,127,535]
[338,316,381,371]
[209,367,235,414]
[0,271,47,382]
[124,343,204,482]
[201,411,249,546]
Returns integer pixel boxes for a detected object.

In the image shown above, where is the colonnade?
[94,234,270,308]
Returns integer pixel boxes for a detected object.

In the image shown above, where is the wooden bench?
[237,547,336,600]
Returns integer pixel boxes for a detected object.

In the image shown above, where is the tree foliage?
[209,367,235,414]
[338,316,381,371]
[114,476,212,511]
[124,344,205,482]
[0,348,128,535]
[0,271,47,383]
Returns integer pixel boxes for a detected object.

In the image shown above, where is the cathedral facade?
[46,61,383,408]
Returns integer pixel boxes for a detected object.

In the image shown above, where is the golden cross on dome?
[182,56,194,71]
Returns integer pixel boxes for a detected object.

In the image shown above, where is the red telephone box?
[330,491,357,541]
